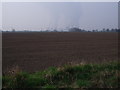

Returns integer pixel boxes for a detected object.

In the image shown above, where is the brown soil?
[2,32,118,73]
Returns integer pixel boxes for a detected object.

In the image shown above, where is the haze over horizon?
[2,2,118,31]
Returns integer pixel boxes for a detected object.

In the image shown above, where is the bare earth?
[2,32,118,73]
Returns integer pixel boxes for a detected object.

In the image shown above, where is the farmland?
[2,32,118,73]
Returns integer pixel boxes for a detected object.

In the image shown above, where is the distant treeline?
[2,28,120,32]
[68,28,120,32]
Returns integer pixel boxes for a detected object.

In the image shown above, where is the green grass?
[2,61,120,88]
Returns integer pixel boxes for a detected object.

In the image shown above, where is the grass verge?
[2,61,120,88]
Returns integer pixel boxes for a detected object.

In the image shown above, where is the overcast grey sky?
[2,2,118,31]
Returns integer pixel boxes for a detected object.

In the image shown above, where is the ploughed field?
[2,32,118,73]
